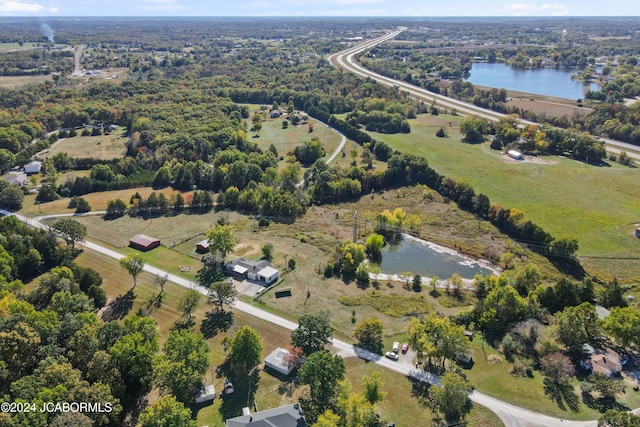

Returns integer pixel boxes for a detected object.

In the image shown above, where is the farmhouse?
[225,403,307,427]
[196,239,210,253]
[581,348,629,378]
[129,234,161,251]
[225,258,279,285]
[3,172,27,187]
[264,347,294,376]
[24,161,42,175]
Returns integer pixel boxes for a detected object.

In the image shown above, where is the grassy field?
[0,74,53,88]
[43,127,128,159]
[74,249,501,427]
[370,113,640,280]
[464,335,640,421]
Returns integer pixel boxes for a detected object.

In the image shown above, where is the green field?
[370,114,640,280]
[44,127,128,159]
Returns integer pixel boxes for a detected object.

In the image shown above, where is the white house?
[24,161,42,175]
[225,258,279,285]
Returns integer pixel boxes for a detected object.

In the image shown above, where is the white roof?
[197,239,210,248]
[195,384,215,403]
[233,265,248,274]
[264,347,293,375]
[258,266,279,278]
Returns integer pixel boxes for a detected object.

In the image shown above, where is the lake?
[466,62,599,100]
[375,235,499,280]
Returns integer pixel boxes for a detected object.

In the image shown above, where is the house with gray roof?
[225,403,306,427]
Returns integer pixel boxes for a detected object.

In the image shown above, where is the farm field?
[0,74,53,88]
[73,249,502,427]
[370,113,640,280]
[43,127,128,159]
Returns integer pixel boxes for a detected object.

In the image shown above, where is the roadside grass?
[370,113,640,280]
[338,290,432,318]
[43,127,127,159]
[75,250,494,427]
[464,335,640,420]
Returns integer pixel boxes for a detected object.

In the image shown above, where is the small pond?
[375,235,499,280]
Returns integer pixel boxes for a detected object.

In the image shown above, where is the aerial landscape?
[1,2,640,427]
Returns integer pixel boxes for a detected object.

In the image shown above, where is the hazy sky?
[1,0,639,16]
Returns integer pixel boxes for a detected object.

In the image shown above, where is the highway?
[328,28,640,162]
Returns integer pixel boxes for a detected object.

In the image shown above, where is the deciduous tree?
[291,312,333,355]
[51,218,87,249]
[119,253,145,288]
[354,317,383,354]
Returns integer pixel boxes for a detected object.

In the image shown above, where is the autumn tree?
[291,312,333,355]
[207,281,238,311]
[119,253,145,288]
[354,317,383,354]
[206,224,235,261]
[51,218,87,249]
[229,325,263,375]
[299,350,345,423]
[154,330,210,404]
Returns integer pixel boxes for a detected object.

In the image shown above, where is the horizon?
[2,0,640,18]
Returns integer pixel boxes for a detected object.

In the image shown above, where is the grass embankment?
[74,249,501,427]
[370,114,640,280]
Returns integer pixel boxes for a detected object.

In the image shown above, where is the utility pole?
[353,211,358,242]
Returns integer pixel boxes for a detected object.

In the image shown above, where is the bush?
[436,127,446,138]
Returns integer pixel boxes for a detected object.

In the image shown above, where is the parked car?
[224,379,234,395]
[401,343,409,354]
[385,351,399,361]
[392,342,400,353]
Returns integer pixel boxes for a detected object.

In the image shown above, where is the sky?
[1,0,640,17]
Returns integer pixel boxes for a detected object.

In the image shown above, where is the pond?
[374,234,499,281]
[465,62,599,100]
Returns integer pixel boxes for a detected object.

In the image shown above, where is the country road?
[327,28,640,163]
[0,208,597,427]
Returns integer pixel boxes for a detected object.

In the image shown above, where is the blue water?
[377,236,496,280]
[466,62,599,100]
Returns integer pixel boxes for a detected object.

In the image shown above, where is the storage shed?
[264,347,294,376]
[24,161,43,175]
[129,234,160,251]
[195,384,216,404]
[196,239,210,253]
[507,149,524,160]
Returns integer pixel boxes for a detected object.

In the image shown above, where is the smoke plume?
[41,23,54,43]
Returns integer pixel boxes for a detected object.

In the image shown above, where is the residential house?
[225,258,279,285]
[225,403,306,427]
[24,161,42,175]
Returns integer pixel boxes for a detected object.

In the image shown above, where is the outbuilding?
[195,384,216,404]
[264,347,294,376]
[196,239,210,253]
[507,149,524,160]
[129,234,160,251]
[24,161,43,175]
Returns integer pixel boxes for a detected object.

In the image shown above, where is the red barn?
[129,234,160,251]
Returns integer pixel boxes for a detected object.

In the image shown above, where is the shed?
[507,150,524,160]
[264,347,294,376]
[269,109,282,118]
[196,239,210,253]
[129,234,160,251]
[195,384,216,404]
[24,161,42,175]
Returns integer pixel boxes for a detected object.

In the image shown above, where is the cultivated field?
[370,113,640,280]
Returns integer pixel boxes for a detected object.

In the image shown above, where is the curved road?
[328,28,640,162]
[0,208,595,427]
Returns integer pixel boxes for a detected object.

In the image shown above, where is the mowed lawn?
[370,114,640,279]
[74,249,502,427]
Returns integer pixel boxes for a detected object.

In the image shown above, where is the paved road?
[328,28,640,163]
[0,208,599,427]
